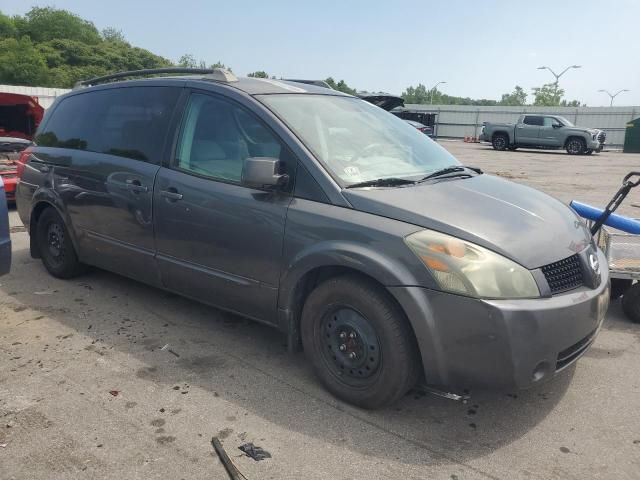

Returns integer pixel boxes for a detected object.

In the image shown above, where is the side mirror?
[242,157,288,190]
[552,123,562,129]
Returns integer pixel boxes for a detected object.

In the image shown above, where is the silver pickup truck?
[480,114,605,155]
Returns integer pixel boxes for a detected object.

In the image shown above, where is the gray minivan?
[16,69,610,408]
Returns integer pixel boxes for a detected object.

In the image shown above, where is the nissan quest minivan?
[16,69,610,408]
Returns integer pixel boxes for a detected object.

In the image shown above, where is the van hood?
[343,174,591,269]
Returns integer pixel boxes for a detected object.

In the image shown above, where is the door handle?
[126,179,149,193]
[160,188,183,201]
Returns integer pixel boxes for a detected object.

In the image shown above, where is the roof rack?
[74,67,238,89]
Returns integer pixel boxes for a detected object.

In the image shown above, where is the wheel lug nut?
[349,332,356,339]
[339,332,347,340]
[348,352,357,359]
[339,344,346,351]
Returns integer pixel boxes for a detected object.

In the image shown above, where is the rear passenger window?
[523,116,543,126]
[36,87,180,163]
[175,93,287,184]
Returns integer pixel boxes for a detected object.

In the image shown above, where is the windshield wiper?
[345,177,416,189]
[419,165,482,182]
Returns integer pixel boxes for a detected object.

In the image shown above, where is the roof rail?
[283,79,333,89]
[74,68,238,89]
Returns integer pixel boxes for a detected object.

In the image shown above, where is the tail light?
[16,147,32,179]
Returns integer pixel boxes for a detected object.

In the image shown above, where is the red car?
[0,92,43,203]
[0,155,18,202]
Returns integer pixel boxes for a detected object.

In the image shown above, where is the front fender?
[278,239,426,307]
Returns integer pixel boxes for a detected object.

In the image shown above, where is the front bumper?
[587,137,604,152]
[389,250,610,390]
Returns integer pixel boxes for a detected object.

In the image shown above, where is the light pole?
[598,89,629,107]
[429,81,446,105]
[537,65,581,101]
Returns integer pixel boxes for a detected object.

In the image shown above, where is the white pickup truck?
[479,114,605,155]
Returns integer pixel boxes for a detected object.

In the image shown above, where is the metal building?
[402,104,640,149]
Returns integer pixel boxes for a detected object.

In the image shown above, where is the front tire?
[566,138,586,155]
[36,208,86,279]
[492,134,509,151]
[611,278,632,300]
[301,275,420,409]
[621,282,640,323]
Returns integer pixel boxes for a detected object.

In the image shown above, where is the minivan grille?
[541,254,584,294]
[597,131,606,143]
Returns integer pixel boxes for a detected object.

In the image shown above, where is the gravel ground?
[1,142,639,480]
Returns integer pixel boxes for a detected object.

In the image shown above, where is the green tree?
[102,27,127,43]
[325,77,357,95]
[561,99,583,107]
[402,83,430,104]
[0,36,48,85]
[532,83,564,106]
[210,61,230,71]
[499,85,527,106]
[0,12,17,38]
[177,53,199,68]
[247,71,269,78]
[21,7,102,44]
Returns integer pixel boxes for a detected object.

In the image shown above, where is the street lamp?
[537,65,581,88]
[598,89,630,107]
[429,81,446,105]
[537,65,581,102]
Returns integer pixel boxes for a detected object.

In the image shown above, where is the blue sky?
[3,0,639,106]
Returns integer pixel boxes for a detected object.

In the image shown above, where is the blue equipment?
[570,172,640,235]
[570,200,640,234]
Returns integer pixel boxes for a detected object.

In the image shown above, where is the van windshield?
[258,94,458,186]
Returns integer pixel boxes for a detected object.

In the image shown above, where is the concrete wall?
[403,104,640,149]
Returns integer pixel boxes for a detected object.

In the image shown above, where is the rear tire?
[492,134,509,151]
[566,138,586,155]
[36,208,86,279]
[621,282,640,323]
[301,275,420,409]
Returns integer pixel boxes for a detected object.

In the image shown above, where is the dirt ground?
[1,142,639,480]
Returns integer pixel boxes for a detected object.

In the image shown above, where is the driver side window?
[175,93,285,184]
[543,117,561,127]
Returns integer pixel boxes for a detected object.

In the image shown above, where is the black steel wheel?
[566,138,586,155]
[36,208,86,278]
[301,275,420,409]
[320,307,382,382]
[621,282,640,323]
[492,134,508,151]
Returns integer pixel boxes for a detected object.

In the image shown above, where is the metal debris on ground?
[211,436,244,480]
[34,290,56,295]
[238,443,272,461]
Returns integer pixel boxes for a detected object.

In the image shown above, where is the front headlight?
[405,230,540,299]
